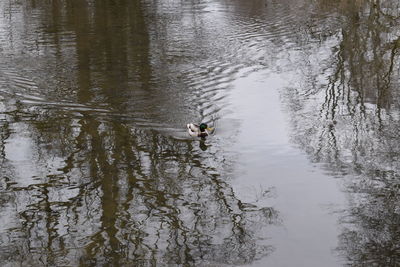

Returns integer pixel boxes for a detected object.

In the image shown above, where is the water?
[0,0,399,266]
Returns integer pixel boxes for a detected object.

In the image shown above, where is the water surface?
[0,0,400,266]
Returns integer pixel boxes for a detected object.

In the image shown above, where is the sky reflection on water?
[0,0,400,266]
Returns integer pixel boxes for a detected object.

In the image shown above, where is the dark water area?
[0,0,399,266]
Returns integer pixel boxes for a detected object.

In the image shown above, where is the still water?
[0,0,399,266]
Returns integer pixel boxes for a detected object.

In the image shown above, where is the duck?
[187,123,213,138]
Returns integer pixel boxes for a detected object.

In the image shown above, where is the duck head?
[199,123,208,132]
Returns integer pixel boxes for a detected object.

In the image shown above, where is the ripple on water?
[164,1,315,126]
[0,0,354,266]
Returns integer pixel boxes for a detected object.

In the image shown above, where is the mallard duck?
[187,123,213,138]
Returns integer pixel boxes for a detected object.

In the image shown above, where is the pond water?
[0,0,399,266]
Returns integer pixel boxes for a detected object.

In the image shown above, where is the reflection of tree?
[0,0,279,266]
[283,0,400,265]
[0,110,279,266]
[337,179,400,266]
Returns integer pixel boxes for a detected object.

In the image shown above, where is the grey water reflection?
[0,0,279,266]
[1,113,278,266]
[282,0,400,265]
[1,0,400,266]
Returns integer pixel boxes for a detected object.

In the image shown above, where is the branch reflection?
[0,0,278,266]
[283,0,400,265]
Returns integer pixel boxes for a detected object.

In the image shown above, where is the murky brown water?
[0,0,399,266]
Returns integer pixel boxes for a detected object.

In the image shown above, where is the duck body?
[187,123,212,138]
